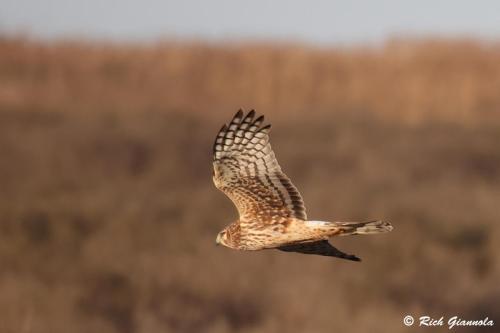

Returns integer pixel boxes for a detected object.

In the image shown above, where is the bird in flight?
[213,110,393,261]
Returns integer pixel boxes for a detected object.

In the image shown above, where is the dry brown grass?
[0,37,499,333]
[1,37,500,123]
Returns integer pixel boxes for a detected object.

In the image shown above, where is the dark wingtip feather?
[254,115,265,124]
[337,254,362,262]
[235,109,244,118]
[243,109,256,124]
[219,124,228,133]
[213,124,228,154]
[260,124,272,132]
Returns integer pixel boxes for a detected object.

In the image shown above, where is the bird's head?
[215,229,229,247]
[215,224,240,249]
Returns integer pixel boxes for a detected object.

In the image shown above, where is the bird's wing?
[278,241,361,261]
[212,110,307,223]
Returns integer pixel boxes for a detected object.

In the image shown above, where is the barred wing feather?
[212,110,307,222]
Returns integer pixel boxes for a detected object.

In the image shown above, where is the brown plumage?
[213,110,393,261]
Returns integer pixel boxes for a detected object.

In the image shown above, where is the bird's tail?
[333,220,393,236]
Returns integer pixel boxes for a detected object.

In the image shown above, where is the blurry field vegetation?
[0,37,499,333]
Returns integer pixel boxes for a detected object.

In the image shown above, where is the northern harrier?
[213,110,392,261]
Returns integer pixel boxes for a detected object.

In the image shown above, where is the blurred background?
[1,1,500,332]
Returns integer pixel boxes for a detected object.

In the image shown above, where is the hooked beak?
[215,234,221,246]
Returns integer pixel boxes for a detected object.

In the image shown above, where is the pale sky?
[1,0,500,45]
